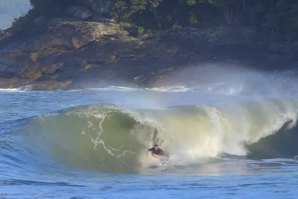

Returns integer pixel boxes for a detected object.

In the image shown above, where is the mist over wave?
[23,97,298,172]
[156,63,298,97]
[1,65,298,173]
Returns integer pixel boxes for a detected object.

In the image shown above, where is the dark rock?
[68,6,93,20]
[0,15,297,90]
[31,80,72,90]
[0,78,25,88]
[75,0,114,16]
[0,30,4,39]
[0,19,133,89]
[33,16,47,26]
[0,71,15,78]
[0,29,12,41]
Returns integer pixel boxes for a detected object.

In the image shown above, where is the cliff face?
[0,1,298,90]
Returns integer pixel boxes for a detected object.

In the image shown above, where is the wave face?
[0,0,31,29]
[23,99,298,173]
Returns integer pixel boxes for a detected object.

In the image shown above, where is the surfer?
[148,144,168,160]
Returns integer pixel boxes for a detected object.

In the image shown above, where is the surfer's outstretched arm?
[147,144,168,160]
[148,151,160,160]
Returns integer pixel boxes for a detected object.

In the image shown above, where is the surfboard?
[147,155,170,169]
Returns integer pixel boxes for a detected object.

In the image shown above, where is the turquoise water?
[1,88,298,198]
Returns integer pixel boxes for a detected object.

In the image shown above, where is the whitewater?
[1,67,298,198]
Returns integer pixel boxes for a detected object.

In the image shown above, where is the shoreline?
[0,19,298,90]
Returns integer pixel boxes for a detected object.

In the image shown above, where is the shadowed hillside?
[0,0,298,90]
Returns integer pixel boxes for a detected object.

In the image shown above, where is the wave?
[247,119,298,159]
[20,98,298,173]
[68,86,191,93]
[148,86,191,92]
[86,86,140,92]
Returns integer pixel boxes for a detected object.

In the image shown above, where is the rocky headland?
[0,0,298,90]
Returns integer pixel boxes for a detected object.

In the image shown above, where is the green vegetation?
[137,26,145,38]
[13,0,74,27]
[13,0,298,41]
[110,0,298,41]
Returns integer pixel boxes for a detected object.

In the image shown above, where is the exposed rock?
[0,30,5,39]
[33,16,47,26]
[68,6,93,20]
[75,0,114,16]
[31,80,72,90]
[0,71,15,78]
[0,17,297,90]
[4,20,125,52]
[0,29,12,41]
[19,65,42,81]
[0,19,134,89]
[0,78,26,88]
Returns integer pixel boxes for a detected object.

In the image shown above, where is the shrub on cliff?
[13,0,75,27]
[111,0,222,29]
[12,0,298,41]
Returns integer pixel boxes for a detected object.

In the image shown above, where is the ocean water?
[1,79,298,199]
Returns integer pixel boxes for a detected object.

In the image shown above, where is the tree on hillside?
[206,0,241,24]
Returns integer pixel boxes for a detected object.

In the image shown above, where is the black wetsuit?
[148,147,164,156]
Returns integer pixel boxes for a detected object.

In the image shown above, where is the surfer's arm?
[152,153,160,159]
[147,149,156,158]
[148,150,160,159]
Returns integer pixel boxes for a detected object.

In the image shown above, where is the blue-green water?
[1,87,298,198]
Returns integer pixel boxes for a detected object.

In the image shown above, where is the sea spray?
[24,98,298,172]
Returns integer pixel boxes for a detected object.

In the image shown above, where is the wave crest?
[24,100,298,172]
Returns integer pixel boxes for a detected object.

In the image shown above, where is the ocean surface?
[1,68,298,198]
[1,0,298,197]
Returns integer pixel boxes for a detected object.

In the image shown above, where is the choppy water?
[0,83,298,198]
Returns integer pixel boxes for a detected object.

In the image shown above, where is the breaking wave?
[22,98,298,173]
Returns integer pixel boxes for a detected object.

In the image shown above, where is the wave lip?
[87,86,140,92]
[20,98,298,173]
[148,85,191,92]
[25,105,146,173]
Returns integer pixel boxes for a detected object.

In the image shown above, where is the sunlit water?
[0,86,298,198]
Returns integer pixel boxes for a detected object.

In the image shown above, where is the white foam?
[148,85,191,92]
[0,85,32,93]
[68,86,193,93]
[137,99,298,165]
[0,88,25,93]
[75,86,139,92]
